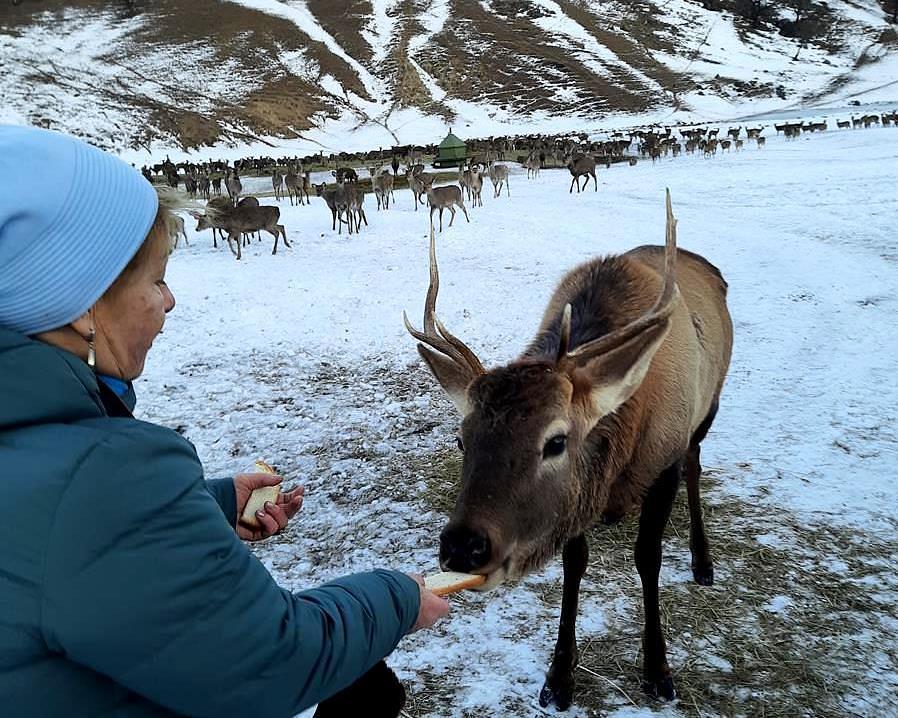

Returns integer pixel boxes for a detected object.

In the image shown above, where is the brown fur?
[409,213,733,706]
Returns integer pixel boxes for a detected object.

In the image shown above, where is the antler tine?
[564,190,680,365]
[424,224,439,335]
[434,317,485,375]
[403,225,486,376]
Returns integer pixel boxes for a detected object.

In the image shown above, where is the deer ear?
[417,345,474,416]
[575,319,671,420]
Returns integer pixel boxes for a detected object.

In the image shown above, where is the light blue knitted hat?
[0,126,159,335]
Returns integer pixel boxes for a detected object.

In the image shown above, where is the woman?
[0,126,449,717]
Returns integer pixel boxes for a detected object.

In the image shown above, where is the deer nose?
[439,525,491,573]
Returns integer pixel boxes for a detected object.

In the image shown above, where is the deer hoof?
[539,672,575,710]
[692,563,714,586]
[642,674,676,701]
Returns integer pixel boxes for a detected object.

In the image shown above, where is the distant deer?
[272,169,285,201]
[565,154,597,193]
[525,156,541,179]
[836,119,850,130]
[374,172,394,210]
[727,127,741,140]
[406,166,433,210]
[334,167,358,183]
[313,182,351,234]
[458,165,474,201]
[344,183,368,234]
[211,176,222,196]
[425,183,469,232]
[487,162,510,198]
[225,169,242,206]
[284,169,303,206]
[757,136,766,148]
[746,126,765,139]
[404,191,732,710]
[469,165,484,208]
[192,201,286,259]
[170,214,188,248]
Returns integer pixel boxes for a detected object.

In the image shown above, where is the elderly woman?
[0,126,448,717]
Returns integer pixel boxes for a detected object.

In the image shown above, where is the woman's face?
[94,228,176,380]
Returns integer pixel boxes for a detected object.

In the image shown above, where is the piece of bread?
[239,460,281,529]
[424,571,486,597]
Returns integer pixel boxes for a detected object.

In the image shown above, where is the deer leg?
[539,534,588,711]
[569,176,576,193]
[592,171,597,191]
[269,228,279,255]
[360,208,368,227]
[686,398,719,585]
[459,203,470,223]
[635,460,681,701]
[447,206,456,228]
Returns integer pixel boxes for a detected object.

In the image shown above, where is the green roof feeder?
[433,130,467,168]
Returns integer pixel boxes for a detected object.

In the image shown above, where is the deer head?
[405,192,680,591]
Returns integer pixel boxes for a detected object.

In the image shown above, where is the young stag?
[404,192,732,709]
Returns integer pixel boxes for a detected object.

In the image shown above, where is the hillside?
[1,0,897,158]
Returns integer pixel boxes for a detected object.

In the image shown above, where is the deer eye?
[543,435,567,459]
[456,436,465,453]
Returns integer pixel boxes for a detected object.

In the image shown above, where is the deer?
[403,191,732,710]
[374,171,394,210]
[565,153,597,193]
[425,183,469,232]
[487,162,510,198]
[191,196,262,249]
[211,176,222,196]
[334,167,358,184]
[727,127,741,140]
[525,155,541,179]
[170,214,188,248]
[458,165,474,201]
[272,169,285,201]
[406,166,434,210]
[313,182,351,234]
[469,165,484,208]
[757,136,766,148]
[284,168,303,206]
[344,183,368,234]
[746,126,765,139]
[225,169,242,206]
[191,199,284,259]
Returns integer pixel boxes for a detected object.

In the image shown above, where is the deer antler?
[403,226,486,376]
[562,189,680,366]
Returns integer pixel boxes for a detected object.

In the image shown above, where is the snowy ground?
[136,122,898,717]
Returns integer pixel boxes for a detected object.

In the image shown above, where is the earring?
[87,328,96,369]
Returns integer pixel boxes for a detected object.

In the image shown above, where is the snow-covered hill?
[2,0,897,157]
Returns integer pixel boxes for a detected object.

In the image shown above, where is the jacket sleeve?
[41,425,420,718]
[204,477,237,526]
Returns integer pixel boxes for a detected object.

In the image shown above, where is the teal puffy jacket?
[0,327,420,717]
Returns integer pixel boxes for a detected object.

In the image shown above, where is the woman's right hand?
[406,574,450,632]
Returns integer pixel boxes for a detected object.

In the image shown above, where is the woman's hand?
[406,574,450,632]
[233,472,304,541]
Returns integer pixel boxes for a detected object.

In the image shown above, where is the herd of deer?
[176,110,895,258]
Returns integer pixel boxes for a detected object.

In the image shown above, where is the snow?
[5,0,896,163]
[134,123,898,715]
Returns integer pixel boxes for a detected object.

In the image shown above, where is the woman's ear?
[69,308,94,339]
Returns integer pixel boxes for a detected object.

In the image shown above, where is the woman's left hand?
[233,472,305,541]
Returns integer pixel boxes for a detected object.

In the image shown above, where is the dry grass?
[405,451,898,717]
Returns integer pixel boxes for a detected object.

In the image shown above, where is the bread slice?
[424,571,487,597]
[239,460,281,529]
